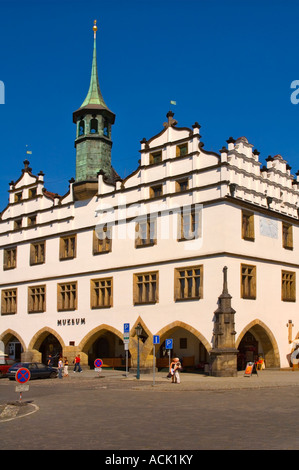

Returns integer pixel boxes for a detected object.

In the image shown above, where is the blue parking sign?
[165,338,173,349]
[124,323,130,333]
[153,335,160,345]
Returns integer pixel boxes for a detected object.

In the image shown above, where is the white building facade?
[0,24,298,372]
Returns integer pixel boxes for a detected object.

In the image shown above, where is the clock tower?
[72,21,116,199]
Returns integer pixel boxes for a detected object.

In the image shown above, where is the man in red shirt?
[73,354,82,373]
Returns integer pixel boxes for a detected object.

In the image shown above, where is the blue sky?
[0,0,299,210]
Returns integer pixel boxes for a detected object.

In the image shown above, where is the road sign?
[94,358,103,368]
[123,334,130,344]
[153,335,160,344]
[15,367,31,384]
[165,339,173,350]
[124,323,130,333]
[15,384,29,392]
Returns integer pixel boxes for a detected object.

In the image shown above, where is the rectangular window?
[149,151,162,165]
[28,285,46,313]
[57,282,77,311]
[59,235,76,260]
[14,218,22,230]
[93,226,112,254]
[3,247,17,270]
[175,265,203,300]
[150,184,163,199]
[28,215,37,226]
[30,241,46,265]
[242,210,255,241]
[180,338,188,349]
[178,206,201,241]
[14,192,22,203]
[282,223,293,250]
[176,178,189,192]
[29,188,37,198]
[1,289,17,315]
[135,216,157,247]
[176,143,188,157]
[133,271,159,304]
[241,264,256,299]
[282,270,296,302]
[91,278,113,308]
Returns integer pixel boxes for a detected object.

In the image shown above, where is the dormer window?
[78,119,85,136]
[28,215,37,227]
[150,184,163,198]
[150,151,162,165]
[176,143,188,157]
[14,192,22,203]
[90,118,98,134]
[14,219,22,230]
[29,188,37,199]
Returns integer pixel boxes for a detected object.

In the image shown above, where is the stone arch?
[27,327,66,363]
[78,324,125,368]
[0,329,26,352]
[78,324,123,353]
[156,321,211,353]
[236,319,280,368]
[137,320,211,370]
[28,327,66,351]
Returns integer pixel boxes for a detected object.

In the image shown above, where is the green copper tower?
[73,20,116,197]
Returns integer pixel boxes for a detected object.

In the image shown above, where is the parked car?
[0,356,15,378]
[7,362,57,380]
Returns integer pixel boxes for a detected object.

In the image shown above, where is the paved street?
[1,369,299,452]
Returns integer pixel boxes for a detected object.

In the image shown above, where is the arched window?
[90,118,98,134]
[103,119,109,137]
[78,120,85,136]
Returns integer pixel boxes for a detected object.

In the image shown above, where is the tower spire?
[80,20,107,109]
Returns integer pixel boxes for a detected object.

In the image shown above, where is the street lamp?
[135,323,142,379]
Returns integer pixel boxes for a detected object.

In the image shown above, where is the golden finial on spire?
[93,20,98,38]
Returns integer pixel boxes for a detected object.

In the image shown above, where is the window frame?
[282,223,293,250]
[241,264,257,300]
[3,247,17,270]
[135,215,157,248]
[93,226,112,255]
[90,277,113,309]
[30,241,46,266]
[282,270,296,302]
[1,288,17,315]
[174,265,203,301]
[133,271,159,305]
[241,210,255,241]
[59,234,77,260]
[57,281,77,311]
[28,285,46,313]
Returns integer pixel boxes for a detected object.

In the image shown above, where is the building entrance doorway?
[237,322,280,370]
[39,333,62,366]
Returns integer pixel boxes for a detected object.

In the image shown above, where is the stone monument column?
[210,266,238,377]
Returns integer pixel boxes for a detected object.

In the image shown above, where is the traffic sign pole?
[15,367,30,403]
[124,323,130,377]
[153,335,160,386]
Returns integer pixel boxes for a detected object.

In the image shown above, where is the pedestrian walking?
[73,354,82,373]
[47,354,54,367]
[58,356,63,379]
[169,357,182,384]
[64,357,69,377]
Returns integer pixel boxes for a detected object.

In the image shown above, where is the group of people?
[47,353,82,378]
